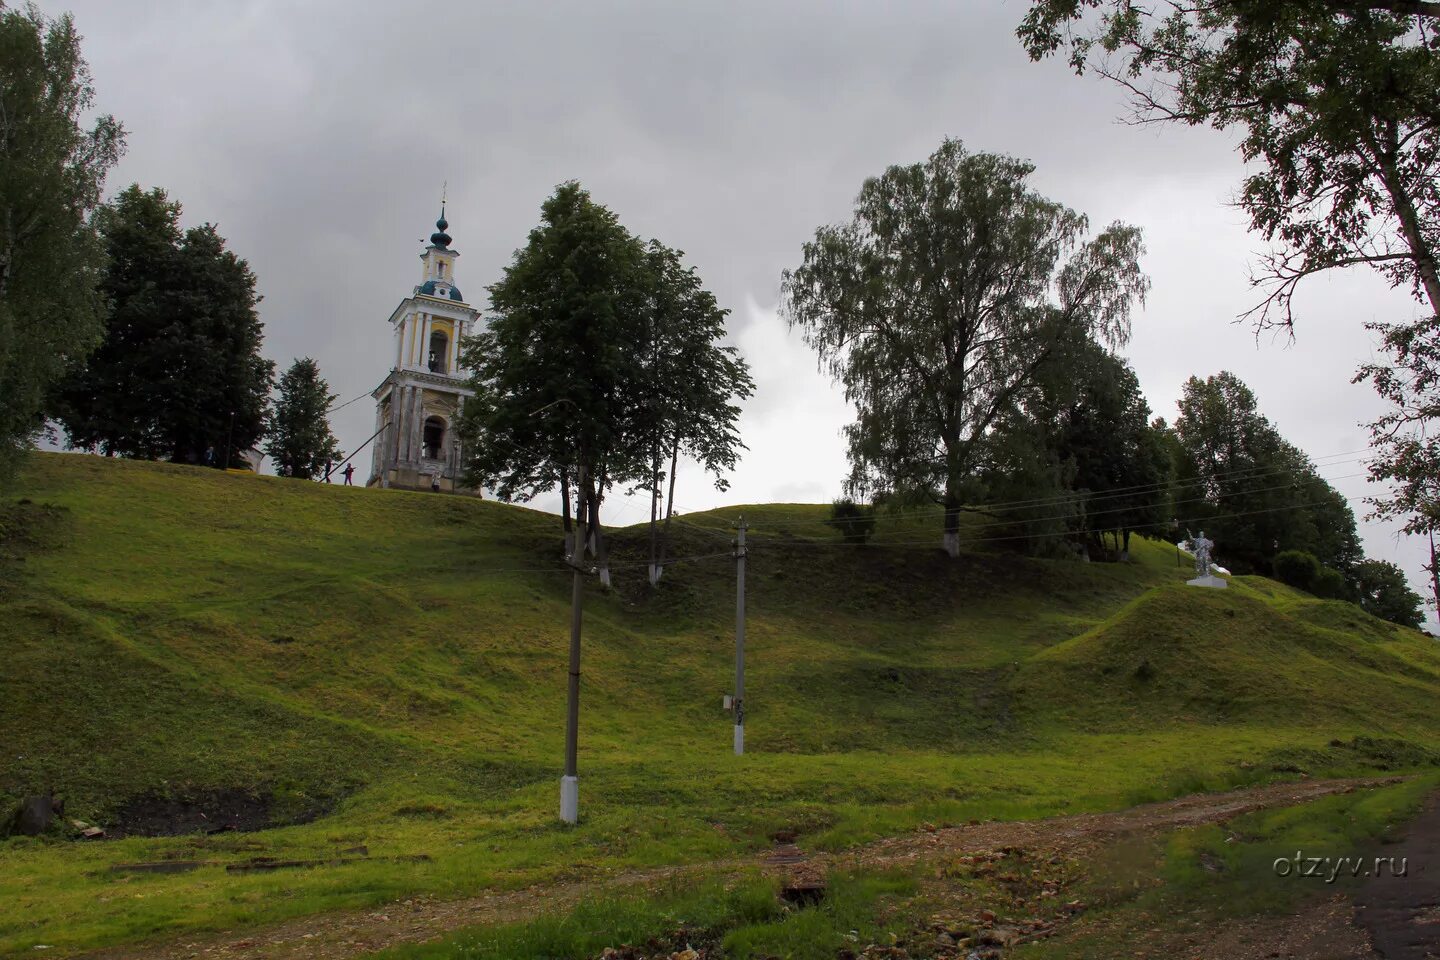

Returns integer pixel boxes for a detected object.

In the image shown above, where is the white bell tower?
[368,203,481,493]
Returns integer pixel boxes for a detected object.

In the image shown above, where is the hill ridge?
[2,453,1438,956]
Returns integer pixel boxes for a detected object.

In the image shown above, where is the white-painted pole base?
[733,724,744,756]
[560,775,579,823]
[942,531,960,558]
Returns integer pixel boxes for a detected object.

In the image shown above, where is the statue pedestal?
[1187,574,1228,589]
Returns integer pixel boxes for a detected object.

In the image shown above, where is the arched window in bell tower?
[423,416,445,460]
[428,329,449,373]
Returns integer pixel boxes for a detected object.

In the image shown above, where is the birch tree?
[781,139,1148,556]
[0,4,122,478]
[636,241,752,585]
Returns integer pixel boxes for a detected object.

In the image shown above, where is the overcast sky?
[44,0,1437,618]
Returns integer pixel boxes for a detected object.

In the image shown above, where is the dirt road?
[77,776,1408,960]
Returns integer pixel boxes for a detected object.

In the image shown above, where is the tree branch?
[1322,0,1440,18]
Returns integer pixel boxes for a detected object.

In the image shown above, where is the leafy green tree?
[458,182,651,583]
[1172,372,1361,574]
[56,185,273,466]
[0,4,123,480]
[1352,558,1425,628]
[634,241,753,584]
[1140,416,1192,545]
[979,333,1168,560]
[1017,0,1440,536]
[1024,333,1171,559]
[1356,317,1438,537]
[781,138,1148,556]
[265,357,340,480]
[461,185,752,586]
[976,408,1076,554]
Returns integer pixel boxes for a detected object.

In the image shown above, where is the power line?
[737,491,1374,552]
[757,471,1369,539]
[325,390,373,415]
[720,460,1358,528]
[814,449,1369,521]
[666,454,1370,533]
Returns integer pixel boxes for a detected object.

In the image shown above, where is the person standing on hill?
[342,463,355,486]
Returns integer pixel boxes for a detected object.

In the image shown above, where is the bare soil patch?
[106,788,334,839]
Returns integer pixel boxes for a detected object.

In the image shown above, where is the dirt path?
[78,776,1403,960]
[1355,789,1440,960]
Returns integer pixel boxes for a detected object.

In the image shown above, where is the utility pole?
[733,516,747,756]
[560,465,587,824]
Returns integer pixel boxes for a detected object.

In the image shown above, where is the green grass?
[371,870,915,960]
[1,453,1438,957]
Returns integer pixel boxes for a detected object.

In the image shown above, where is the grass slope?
[1,453,1437,956]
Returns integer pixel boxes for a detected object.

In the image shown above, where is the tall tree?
[265,357,340,480]
[457,182,651,584]
[979,333,1170,561]
[1017,0,1440,537]
[1019,333,1171,560]
[56,185,273,466]
[0,3,123,480]
[635,241,753,585]
[1172,371,1361,574]
[781,138,1148,556]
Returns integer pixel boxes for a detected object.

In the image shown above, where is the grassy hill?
[1,453,1438,956]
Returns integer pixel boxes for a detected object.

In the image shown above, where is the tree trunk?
[1,205,15,302]
[1121,528,1131,562]
[942,435,962,558]
[942,496,961,558]
[1427,528,1438,628]
[657,437,680,575]
[590,471,610,589]
[648,445,662,586]
[1377,133,1440,317]
[560,467,573,558]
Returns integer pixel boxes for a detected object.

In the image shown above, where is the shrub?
[1312,566,1349,600]
[826,498,876,544]
[1272,550,1320,591]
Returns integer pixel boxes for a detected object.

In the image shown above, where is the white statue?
[1188,529,1215,577]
